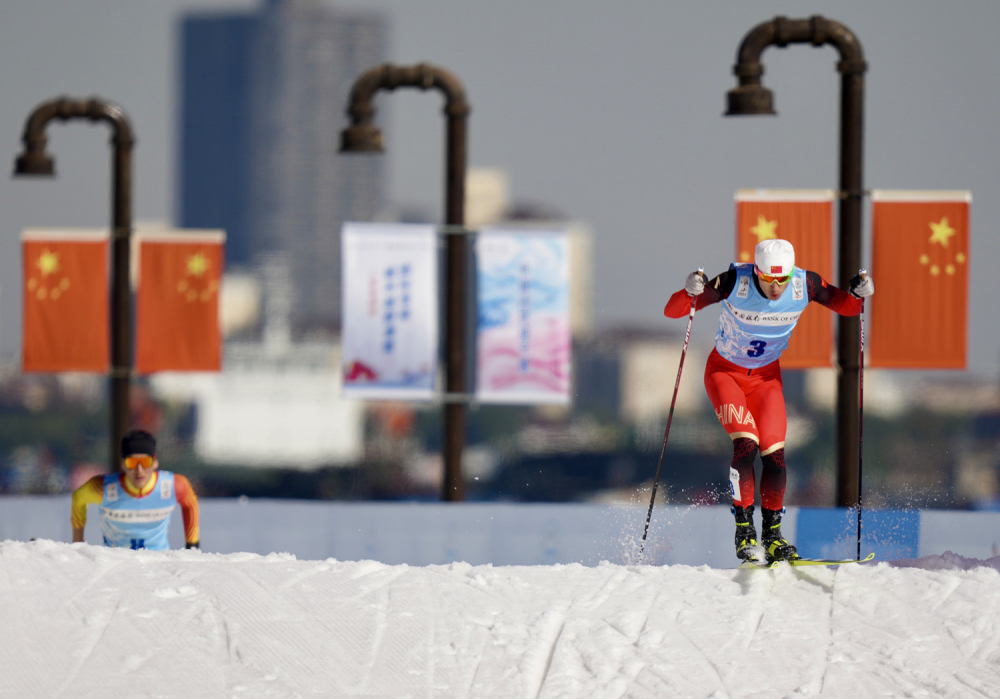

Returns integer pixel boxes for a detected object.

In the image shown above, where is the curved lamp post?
[725,16,867,508]
[14,97,135,473]
[341,63,470,501]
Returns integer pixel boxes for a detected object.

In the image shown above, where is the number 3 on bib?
[747,340,767,358]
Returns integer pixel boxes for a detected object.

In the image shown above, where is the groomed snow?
[2,540,999,698]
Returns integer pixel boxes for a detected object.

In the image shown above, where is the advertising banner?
[476,228,571,404]
[341,223,438,399]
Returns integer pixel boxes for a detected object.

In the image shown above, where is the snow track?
[1,540,999,698]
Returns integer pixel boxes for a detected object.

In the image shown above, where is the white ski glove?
[850,272,874,299]
[684,270,706,296]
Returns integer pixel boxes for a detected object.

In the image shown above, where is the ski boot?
[732,505,764,563]
[761,507,800,563]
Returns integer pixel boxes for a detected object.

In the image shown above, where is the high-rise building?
[179,0,385,330]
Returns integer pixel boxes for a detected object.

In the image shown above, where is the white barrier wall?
[2,497,998,567]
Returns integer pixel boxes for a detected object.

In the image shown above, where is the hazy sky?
[2,1,999,376]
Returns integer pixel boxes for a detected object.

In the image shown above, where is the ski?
[739,552,876,569]
[786,552,876,567]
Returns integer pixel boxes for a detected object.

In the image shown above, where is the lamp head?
[340,124,383,153]
[14,149,56,177]
[725,85,776,116]
[13,150,55,176]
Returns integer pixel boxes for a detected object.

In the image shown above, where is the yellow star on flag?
[36,250,60,277]
[750,215,778,242]
[186,251,210,277]
[28,249,71,301]
[928,217,956,247]
[177,249,219,303]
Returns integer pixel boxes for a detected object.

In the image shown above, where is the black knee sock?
[760,448,787,511]
[729,437,758,507]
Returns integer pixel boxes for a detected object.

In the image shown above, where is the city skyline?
[1,1,998,376]
[180,0,385,328]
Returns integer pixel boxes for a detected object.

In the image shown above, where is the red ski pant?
[704,348,786,454]
[704,349,788,509]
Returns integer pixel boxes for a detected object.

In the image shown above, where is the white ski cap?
[755,239,795,277]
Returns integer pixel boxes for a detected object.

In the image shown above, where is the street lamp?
[341,63,470,502]
[14,97,135,473]
[725,16,867,508]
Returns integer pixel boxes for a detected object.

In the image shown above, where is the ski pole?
[856,270,867,561]
[639,269,704,562]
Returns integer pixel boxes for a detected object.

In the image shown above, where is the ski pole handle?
[850,269,870,300]
[686,268,707,300]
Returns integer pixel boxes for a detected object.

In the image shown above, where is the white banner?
[476,228,571,404]
[341,223,438,400]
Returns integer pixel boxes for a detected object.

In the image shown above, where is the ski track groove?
[673,622,733,699]
[574,563,652,693]
[206,584,250,668]
[276,560,331,590]
[357,579,392,697]
[631,588,662,647]
[942,615,1000,698]
[451,581,502,699]
[950,670,994,699]
[141,577,215,660]
[423,568,438,699]
[532,615,567,699]
[817,567,839,696]
[970,616,1000,664]
[582,566,630,610]
[64,558,129,606]
[0,545,15,594]
[741,570,777,652]
[458,630,489,699]
[53,598,121,699]
[422,567,508,698]
[211,595,244,664]
[930,575,963,614]
[944,621,972,668]
[0,547,35,696]
[614,586,665,697]
[225,564,321,680]
[233,562,283,602]
[345,566,410,604]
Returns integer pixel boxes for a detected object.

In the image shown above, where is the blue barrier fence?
[1,497,997,567]
[796,508,922,561]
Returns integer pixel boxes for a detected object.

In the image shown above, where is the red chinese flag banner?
[22,230,110,372]
[136,232,225,373]
[736,190,835,368]
[870,191,970,368]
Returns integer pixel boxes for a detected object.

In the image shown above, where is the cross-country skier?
[71,430,200,550]
[663,239,874,563]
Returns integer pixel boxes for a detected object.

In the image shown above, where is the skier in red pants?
[663,239,874,563]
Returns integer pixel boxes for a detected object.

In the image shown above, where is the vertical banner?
[341,223,438,399]
[22,229,109,372]
[476,227,571,404]
[136,231,226,373]
[736,190,835,368]
[870,191,970,368]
